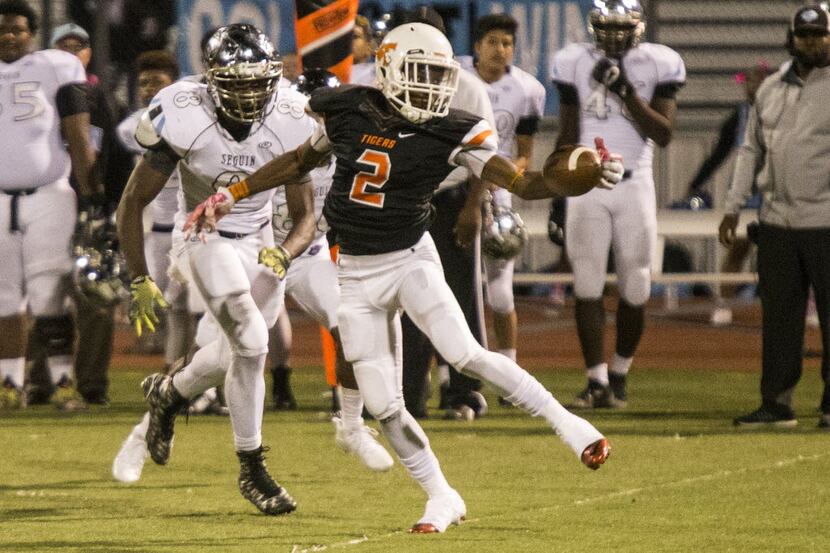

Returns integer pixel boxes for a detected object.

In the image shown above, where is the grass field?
[2,364,830,553]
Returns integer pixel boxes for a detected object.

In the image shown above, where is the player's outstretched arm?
[183,139,328,236]
[259,179,317,280]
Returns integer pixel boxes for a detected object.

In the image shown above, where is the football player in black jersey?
[185,22,622,533]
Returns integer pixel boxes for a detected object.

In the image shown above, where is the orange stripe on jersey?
[465,129,493,147]
[327,56,354,86]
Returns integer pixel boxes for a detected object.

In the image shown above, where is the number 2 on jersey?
[350,149,389,208]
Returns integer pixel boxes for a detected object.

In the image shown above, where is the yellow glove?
[258,245,292,280]
[129,275,170,337]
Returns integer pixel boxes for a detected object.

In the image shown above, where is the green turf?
[2,366,829,553]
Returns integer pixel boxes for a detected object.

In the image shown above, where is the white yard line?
[291,453,825,552]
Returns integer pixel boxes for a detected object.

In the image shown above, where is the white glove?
[599,157,624,190]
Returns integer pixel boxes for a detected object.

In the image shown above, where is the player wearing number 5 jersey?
[551,0,685,410]
[0,0,99,412]
[186,22,621,533]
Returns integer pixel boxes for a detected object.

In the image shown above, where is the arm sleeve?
[555,83,579,106]
[688,108,741,192]
[142,139,180,176]
[56,83,90,117]
[724,104,765,214]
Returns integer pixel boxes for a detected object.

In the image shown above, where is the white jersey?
[551,42,685,174]
[117,108,180,225]
[458,56,538,160]
[145,80,317,235]
[0,49,86,190]
[349,62,377,86]
[272,158,333,244]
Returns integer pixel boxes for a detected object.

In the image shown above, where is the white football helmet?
[375,22,460,123]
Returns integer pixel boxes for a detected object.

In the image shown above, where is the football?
[542,144,603,197]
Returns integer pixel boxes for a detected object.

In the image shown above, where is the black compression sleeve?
[554,82,579,105]
[56,83,90,117]
[142,140,180,176]
[516,115,540,136]
[654,82,683,99]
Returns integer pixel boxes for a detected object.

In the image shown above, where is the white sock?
[339,386,364,430]
[587,363,609,386]
[172,339,229,398]
[48,355,74,385]
[399,447,453,499]
[463,349,603,457]
[133,412,150,441]
[498,348,517,363]
[610,354,633,377]
[225,353,266,451]
[437,364,450,386]
[0,357,25,388]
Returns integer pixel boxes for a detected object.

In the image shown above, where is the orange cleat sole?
[581,438,611,470]
[409,523,440,534]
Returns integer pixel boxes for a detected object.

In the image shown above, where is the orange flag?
[294,0,359,83]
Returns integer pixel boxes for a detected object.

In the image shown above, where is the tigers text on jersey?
[309,85,497,255]
[551,42,685,174]
[0,50,86,190]
[458,56,541,159]
[146,79,317,235]
[117,108,180,225]
[272,158,333,244]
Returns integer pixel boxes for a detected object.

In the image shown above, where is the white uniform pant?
[0,179,76,316]
[337,234,481,419]
[566,170,656,306]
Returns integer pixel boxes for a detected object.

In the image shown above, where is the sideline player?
[0,0,99,411]
[116,25,315,516]
[186,23,620,532]
[461,13,546,368]
[551,0,685,409]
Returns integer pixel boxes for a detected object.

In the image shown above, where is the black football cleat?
[237,446,297,516]
[608,373,628,408]
[568,380,616,409]
[142,373,187,465]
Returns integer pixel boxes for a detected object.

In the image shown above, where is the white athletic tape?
[567,147,599,171]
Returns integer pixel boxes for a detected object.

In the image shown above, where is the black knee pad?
[34,315,75,357]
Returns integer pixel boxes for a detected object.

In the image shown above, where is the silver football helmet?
[72,214,130,309]
[203,24,283,123]
[588,0,645,58]
[482,206,529,260]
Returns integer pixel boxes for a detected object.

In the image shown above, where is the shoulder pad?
[309,85,369,116]
[273,87,310,119]
[40,49,87,86]
[638,43,686,85]
[551,43,591,85]
[136,105,163,149]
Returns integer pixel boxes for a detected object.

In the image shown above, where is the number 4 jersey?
[551,42,685,175]
[309,85,498,255]
[0,49,86,190]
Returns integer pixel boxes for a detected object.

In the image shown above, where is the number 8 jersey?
[310,85,498,255]
[551,42,685,175]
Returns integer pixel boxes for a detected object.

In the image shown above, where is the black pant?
[401,185,484,417]
[757,223,830,412]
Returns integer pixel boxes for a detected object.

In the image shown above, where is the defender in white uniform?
[551,0,685,408]
[461,13,547,366]
[115,25,315,516]
[0,1,98,411]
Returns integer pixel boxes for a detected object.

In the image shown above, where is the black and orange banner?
[294,0,359,84]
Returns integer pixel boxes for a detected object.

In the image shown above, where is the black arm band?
[654,82,683,99]
[516,116,540,136]
[142,140,180,175]
[554,82,579,105]
[56,83,90,117]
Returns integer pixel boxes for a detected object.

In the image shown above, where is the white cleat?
[409,489,466,533]
[112,432,149,483]
[332,415,394,472]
